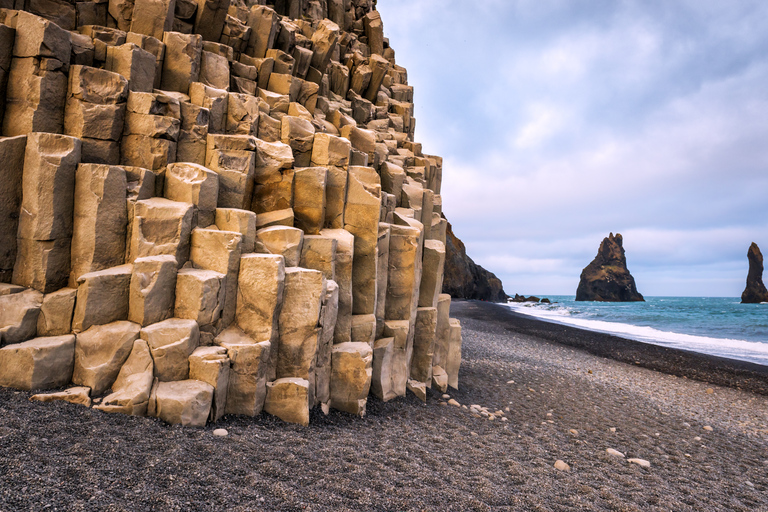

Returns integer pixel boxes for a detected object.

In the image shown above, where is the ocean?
[505,296,768,366]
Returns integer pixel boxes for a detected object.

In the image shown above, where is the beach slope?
[0,300,766,511]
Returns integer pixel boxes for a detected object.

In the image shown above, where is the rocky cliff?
[443,220,508,302]
[576,233,644,302]
[741,242,768,304]
[0,1,463,427]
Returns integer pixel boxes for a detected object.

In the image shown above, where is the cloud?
[376,0,768,296]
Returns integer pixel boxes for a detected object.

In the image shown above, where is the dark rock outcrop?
[741,242,768,304]
[576,233,644,302]
[442,220,508,302]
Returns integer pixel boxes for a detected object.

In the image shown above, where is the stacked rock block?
[0,0,462,427]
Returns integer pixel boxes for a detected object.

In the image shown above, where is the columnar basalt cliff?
[741,242,768,304]
[0,0,463,427]
[442,220,508,302]
[576,233,644,302]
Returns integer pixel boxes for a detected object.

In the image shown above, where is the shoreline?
[456,300,768,396]
[0,299,766,510]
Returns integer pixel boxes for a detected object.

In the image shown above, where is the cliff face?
[576,233,644,302]
[0,1,465,426]
[741,242,768,304]
[443,220,508,302]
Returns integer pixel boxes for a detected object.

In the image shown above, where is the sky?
[375,0,768,297]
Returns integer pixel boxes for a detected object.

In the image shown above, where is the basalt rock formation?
[576,233,644,302]
[0,1,463,427]
[442,220,508,302]
[741,242,768,304]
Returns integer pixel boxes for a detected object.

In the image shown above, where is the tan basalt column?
[319,228,354,343]
[190,82,228,134]
[264,377,309,426]
[174,268,225,337]
[254,226,304,266]
[94,339,154,416]
[375,223,390,337]
[140,317,199,382]
[446,318,462,390]
[164,162,219,228]
[431,294,451,393]
[0,24,15,126]
[293,166,327,235]
[251,138,294,214]
[13,133,81,293]
[72,320,141,395]
[128,255,178,326]
[194,0,230,42]
[105,43,157,93]
[177,102,211,165]
[130,0,174,40]
[276,268,324,385]
[315,279,338,410]
[418,240,446,309]
[299,235,337,282]
[205,134,258,210]
[3,12,71,136]
[281,115,315,167]
[37,287,77,336]
[215,325,271,416]
[371,336,397,401]
[128,198,194,268]
[161,31,202,94]
[215,208,257,253]
[0,135,27,283]
[330,342,372,417]
[246,5,280,59]
[344,166,381,316]
[71,264,132,333]
[69,164,128,286]
[382,319,409,398]
[65,65,130,165]
[309,19,339,73]
[410,307,437,394]
[0,335,76,391]
[189,227,242,329]
[189,345,230,422]
[384,224,420,322]
[236,253,285,347]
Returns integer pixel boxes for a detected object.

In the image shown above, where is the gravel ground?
[1,299,767,511]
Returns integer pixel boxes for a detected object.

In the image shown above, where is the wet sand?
[1,299,767,511]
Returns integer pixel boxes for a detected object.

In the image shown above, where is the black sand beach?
[1,299,767,511]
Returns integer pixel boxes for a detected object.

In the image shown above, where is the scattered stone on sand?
[442,394,450,399]
[30,386,91,407]
[706,388,714,394]
[628,458,651,468]
[703,426,713,431]
[507,380,515,384]
[213,428,228,437]
[569,429,578,436]
[609,427,617,432]
[448,399,460,407]
[694,436,702,441]
[606,448,625,458]
[554,460,570,471]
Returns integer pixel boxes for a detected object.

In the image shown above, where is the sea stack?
[740,243,768,303]
[576,233,644,302]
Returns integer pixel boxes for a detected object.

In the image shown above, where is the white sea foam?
[506,302,768,365]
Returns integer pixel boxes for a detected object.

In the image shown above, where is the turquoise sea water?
[505,296,768,366]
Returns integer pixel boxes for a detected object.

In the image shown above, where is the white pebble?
[442,394,450,400]
[213,428,228,437]
[554,460,570,471]
[703,426,713,431]
[606,448,625,458]
[628,458,650,468]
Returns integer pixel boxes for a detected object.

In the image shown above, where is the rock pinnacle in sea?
[741,242,768,304]
[575,233,644,302]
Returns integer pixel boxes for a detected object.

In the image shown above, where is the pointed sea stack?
[741,243,768,303]
[576,233,644,302]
